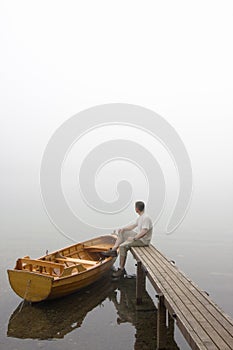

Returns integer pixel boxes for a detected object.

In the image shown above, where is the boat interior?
[14,241,114,279]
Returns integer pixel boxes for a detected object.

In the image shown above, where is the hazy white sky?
[1,1,233,237]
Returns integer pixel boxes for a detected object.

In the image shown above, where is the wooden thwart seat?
[56,257,98,266]
[16,258,64,277]
[131,245,233,350]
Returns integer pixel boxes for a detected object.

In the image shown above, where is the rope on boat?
[18,279,31,312]
[10,280,32,321]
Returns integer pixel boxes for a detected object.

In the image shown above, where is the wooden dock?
[131,244,233,350]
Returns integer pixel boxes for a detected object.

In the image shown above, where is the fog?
[0,5,233,350]
[1,1,233,242]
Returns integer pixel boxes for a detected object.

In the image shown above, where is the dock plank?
[146,246,233,347]
[131,245,233,350]
[139,252,219,349]
[144,247,233,348]
[154,247,233,333]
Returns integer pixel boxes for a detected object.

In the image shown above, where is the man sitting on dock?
[102,201,153,278]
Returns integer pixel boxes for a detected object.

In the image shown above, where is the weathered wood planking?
[131,245,233,350]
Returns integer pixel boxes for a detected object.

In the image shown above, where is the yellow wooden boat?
[7,234,117,302]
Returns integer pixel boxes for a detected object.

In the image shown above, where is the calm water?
[0,226,232,350]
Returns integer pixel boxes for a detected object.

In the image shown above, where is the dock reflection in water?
[111,276,180,350]
[8,274,179,349]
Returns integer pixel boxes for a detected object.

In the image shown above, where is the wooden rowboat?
[7,234,117,302]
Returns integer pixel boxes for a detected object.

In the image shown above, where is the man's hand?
[118,228,125,234]
[136,228,148,240]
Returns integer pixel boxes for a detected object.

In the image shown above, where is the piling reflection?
[111,277,180,350]
[8,274,179,349]
[111,276,157,349]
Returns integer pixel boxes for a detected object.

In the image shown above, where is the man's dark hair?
[135,201,145,212]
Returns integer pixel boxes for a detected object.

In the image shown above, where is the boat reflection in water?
[8,274,179,349]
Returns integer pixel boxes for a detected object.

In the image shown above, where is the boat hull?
[7,270,53,302]
[7,234,117,302]
[49,257,116,300]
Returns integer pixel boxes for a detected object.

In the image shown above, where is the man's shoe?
[112,268,125,278]
[101,249,118,257]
